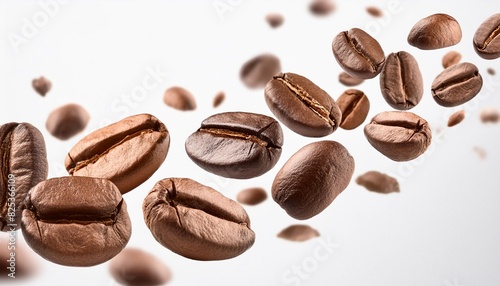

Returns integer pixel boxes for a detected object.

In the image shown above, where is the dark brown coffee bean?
[277,225,320,242]
[265,13,284,28]
[480,108,500,123]
[213,91,225,108]
[109,248,172,286]
[487,68,496,75]
[265,72,341,137]
[408,14,462,50]
[442,51,462,68]
[366,6,383,18]
[332,28,385,79]
[337,89,370,130]
[380,51,423,110]
[46,103,90,140]
[431,62,483,107]
[21,177,131,266]
[0,232,38,279]
[364,111,432,162]
[0,122,48,232]
[356,171,400,194]
[32,76,51,96]
[272,141,354,220]
[143,178,255,261]
[473,14,500,59]
[65,113,170,194]
[338,71,364,87]
[447,110,465,127]
[240,54,281,89]
[163,86,196,111]
[309,0,335,16]
[236,187,267,206]
[185,112,282,179]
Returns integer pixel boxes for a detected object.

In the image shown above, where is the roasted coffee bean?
[272,140,354,220]
[473,14,500,59]
[266,13,284,28]
[487,68,496,75]
[380,51,423,110]
[0,122,48,232]
[46,103,90,140]
[480,108,500,123]
[21,177,131,266]
[265,72,341,137]
[185,112,282,179]
[447,110,465,127]
[143,178,255,261]
[337,89,370,130]
[240,54,281,89]
[163,86,196,111]
[213,91,225,108]
[236,187,267,206]
[309,0,335,16]
[366,6,383,18]
[109,248,172,286]
[277,225,320,242]
[338,71,364,87]
[364,111,432,161]
[65,113,170,194]
[356,171,400,194]
[442,51,462,68]
[332,28,385,79]
[431,62,483,107]
[32,76,51,96]
[408,13,462,50]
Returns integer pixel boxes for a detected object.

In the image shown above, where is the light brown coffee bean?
[338,72,364,87]
[309,0,335,16]
[277,225,320,242]
[240,54,281,89]
[364,111,432,162]
[480,108,500,123]
[380,51,423,110]
[337,89,370,130]
[46,103,90,140]
[408,14,462,50]
[163,86,196,111]
[143,178,255,261]
[487,68,496,76]
[356,171,400,194]
[236,187,267,206]
[431,62,483,107]
[213,91,225,108]
[366,6,383,18]
[32,76,51,96]
[447,110,465,127]
[442,51,462,68]
[473,14,500,59]
[265,13,284,28]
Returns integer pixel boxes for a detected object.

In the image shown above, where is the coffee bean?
[272,140,354,220]
[236,187,267,206]
[431,62,483,107]
[163,86,196,111]
[143,178,255,261]
[277,225,320,242]
[65,113,170,194]
[332,28,385,79]
[337,89,370,130]
[185,112,282,179]
[364,111,432,162]
[309,0,335,16]
[447,110,465,127]
[265,13,284,28]
[240,54,281,89]
[109,248,172,286]
[0,122,48,232]
[366,6,383,18]
[46,103,90,140]
[442,51,462,68]
[480,108,500,123]
[487,68,496,75]
[380,51,423,110]
[408,14,462,50]
[338,71,364,87]
[0,233,38,279]
[213,91,225,108]
[356,171,399,194]
[21,177,131,266]
[265,72,341,137]
[32,76,51,96]
[473,14,500,59]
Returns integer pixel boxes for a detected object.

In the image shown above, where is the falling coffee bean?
[487,68,496,75]
[364,111,432,162]
[480,108,500,123]
[236,187,267,206]
[447,110,465,127]
[431,62,483,107]
[213,91,225,108]
[32,76,51,96]
[309,0,335,16]
[408,13,462,50]
[366,6,383,18]
[240,54,281,89]
[338,71,364,87]
[442,51,462,68]
[356,171,400,194]
[277,225,320,242]
[265,13,284,28]
[163,86,196,111]
[143,178,255,261]
[46,103,90,140]
[336,89,370,130]
[473,13,500,60]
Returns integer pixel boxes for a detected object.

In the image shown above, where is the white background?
[1,1,500,285]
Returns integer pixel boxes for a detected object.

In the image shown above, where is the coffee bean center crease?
[344,32,378,72]
[199,128,277,148]
[480,24,500,49]
[431,70,480,97]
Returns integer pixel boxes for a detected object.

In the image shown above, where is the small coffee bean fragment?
[408,14,462,50]
[337,89,370,130]
[277,225,320,242]
[237,187,267,206]
[480,108,500,123]
[266,13,284,28]
[163,86,196,111]
[32,76,51,96]
[447,110,466,127]
[338,72,364,87]
[366,6,383,18]
[309,0,335,16]
[356,171,400,194]
[46,103,90,140]
[442,51,462,68]
[240,54,281,89]
[213,91,225,108]
[473,14,500,60]
[431,62,482,107]
[487,68,496,76]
